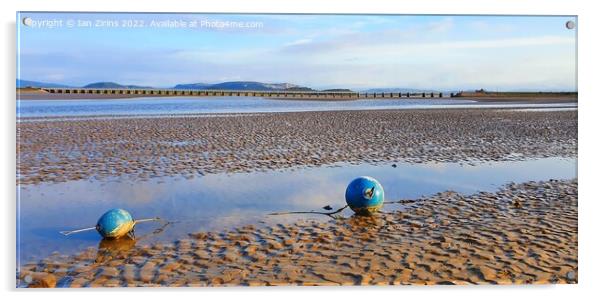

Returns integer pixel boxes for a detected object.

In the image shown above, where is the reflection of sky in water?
[17,97,576,118]
[17,157,576,262]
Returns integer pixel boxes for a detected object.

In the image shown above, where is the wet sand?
[452,92,577,103]
[17,179,577,287]
[17,109,577,185]
[16,108,578,287]
[455,97,577,104]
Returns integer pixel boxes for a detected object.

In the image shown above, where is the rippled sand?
[17,109,577,185]
[18,179,577,287]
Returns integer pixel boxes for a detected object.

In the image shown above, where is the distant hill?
[16,80,71,88]
[210,81,272,91]
[173,81,311,91]
[83,82,152,89]
[18,79,315,91]
[285,86,314,91]
[322,88,353,92]
[173,83,212,90]
[211,81,305,91]
[262,83,301,90]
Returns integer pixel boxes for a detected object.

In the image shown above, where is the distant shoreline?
[17,90,173,100]
[451,91,577,103]
[17,88,578,104]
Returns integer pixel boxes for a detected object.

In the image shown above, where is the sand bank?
[17,109,577,185]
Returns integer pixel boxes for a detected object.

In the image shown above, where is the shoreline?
[18,179,578,287]
[17,90,578,104]
[17,104,578,123]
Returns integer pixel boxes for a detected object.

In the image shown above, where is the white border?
[2,1,600,300]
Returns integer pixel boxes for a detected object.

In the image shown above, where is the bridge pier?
[37,88,445,100]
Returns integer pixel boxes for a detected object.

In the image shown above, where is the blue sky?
[17,13,577,91]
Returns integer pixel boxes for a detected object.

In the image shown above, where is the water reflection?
[94,236,136,264]
[98,236,136,252]
[17,97,576,119]
[17,157,576,262]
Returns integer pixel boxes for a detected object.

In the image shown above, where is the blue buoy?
[95,208,135,239]
[345,176,385,215]
[60,209,159,239]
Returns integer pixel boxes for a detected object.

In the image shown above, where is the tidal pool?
[17,157,576,264]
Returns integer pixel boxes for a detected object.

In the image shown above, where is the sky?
[17,13,577,91]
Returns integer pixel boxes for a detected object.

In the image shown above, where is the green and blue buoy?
[96,208,136,239]
[60,208,158,239]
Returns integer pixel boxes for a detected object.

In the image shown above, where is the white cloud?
[426,17,454,33]
[314,35,574,61]
[468,20,517,33]
[283,38,313,47]
[420,35,574,50]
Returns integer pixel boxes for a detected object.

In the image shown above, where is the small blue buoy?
[96,208,135,239]
[345,176,385,215]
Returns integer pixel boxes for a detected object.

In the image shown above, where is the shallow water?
[16,97,576,118]
[17,157,576,263]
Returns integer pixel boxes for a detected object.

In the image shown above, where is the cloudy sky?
[17,13,577,91]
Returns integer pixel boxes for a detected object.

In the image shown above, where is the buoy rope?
[60,199,418,236]
[60,217,163,236]
[266,198,418,219]
[268,205,349,219]
[59,226,97,236]
[383,199,418,205]
[133,217,162,225]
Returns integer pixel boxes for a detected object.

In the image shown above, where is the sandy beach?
[16,108,578,287]
[17,179,577,287]
[17,109,577,185]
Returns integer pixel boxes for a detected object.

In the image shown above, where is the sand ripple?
[17,109,577,185]
[18,179,577,287]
